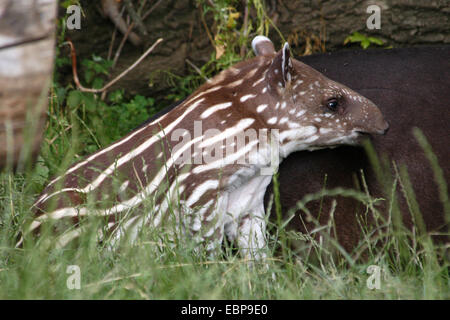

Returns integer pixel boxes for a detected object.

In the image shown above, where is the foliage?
[159,0,280,104]
[344,31,385,49]
[41,54,155,180]
[198,0,271,59]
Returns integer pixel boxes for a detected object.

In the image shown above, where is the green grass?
[0,123,448,299]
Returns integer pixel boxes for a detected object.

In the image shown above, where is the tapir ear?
[252,36,275,56]
[281,42,292,84]
[268,42,292,88]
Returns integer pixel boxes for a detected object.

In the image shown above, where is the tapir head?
[251,36,389,154]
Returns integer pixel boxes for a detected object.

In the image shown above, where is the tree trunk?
[0,0,58,169]
[275,0,450,50]
[66,0,449,100]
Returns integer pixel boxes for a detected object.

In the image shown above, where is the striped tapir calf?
[267,46,449,253]
[19,36,388,258]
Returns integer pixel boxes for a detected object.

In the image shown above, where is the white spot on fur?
[267,117,277,124]
[279,117,288,124]
[256,104,268,113]
[319,128,333,134]
[200,102,233,118]
[293,80,303,89]
[245,68,258,79]
[227,79,244,88]
[240,94,257,102]
[252,76,265,87]
[296,110,306,117]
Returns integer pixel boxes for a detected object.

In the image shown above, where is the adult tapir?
[264,46,450,253]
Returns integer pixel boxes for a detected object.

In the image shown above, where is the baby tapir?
[19,36,388,259]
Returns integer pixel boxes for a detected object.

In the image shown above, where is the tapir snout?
[347,93,389,136]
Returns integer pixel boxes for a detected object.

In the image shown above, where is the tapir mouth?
[354,123,388,135]
[354,130,372,137]
[354,126,389,137]
[353,130,377,143]
[338,130,372,146]
[311,129,379,150]
[361,119,390,136]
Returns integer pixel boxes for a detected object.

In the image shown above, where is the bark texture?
[0,0,57,168]
[66,0,449,98]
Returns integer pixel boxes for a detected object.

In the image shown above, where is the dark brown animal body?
[265,46,450,252]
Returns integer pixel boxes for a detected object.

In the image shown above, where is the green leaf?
[84,69,94,84]
[82,93,97,112]
[56,87,67,106]
[108,89,124,104]
[368,37,384,45]
[344,31,385,49]
[67,90,82,108]
[344,32,365,45]
[31,156,50,191]
[92,54,103,62]
[93,62,109,75]
[361,39,370,49]
[92,77,104,90]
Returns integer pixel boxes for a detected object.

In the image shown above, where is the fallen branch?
[66,38,163,94]
[123,0,147,36]
[101,0,142,46]
[142,0,164,20]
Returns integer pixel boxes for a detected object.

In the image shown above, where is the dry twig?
[142,0,164,20]
[185,59,209,82]
[123,0,148,35]
[66,38,163,94]
[101,0,142,46]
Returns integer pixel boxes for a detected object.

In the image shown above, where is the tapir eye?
[326,98,339,111]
